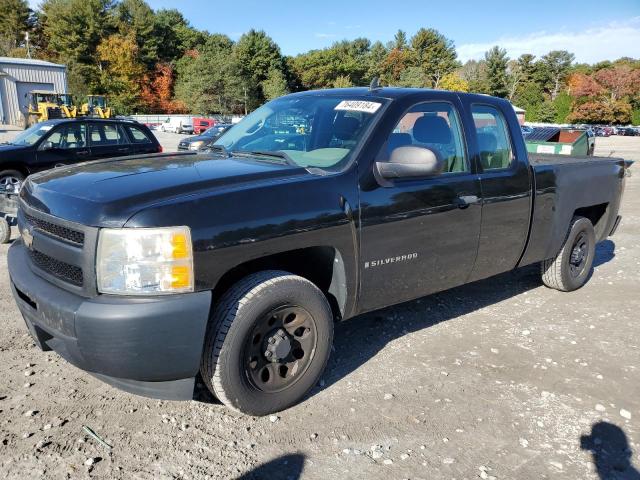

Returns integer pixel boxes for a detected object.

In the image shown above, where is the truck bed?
[519,153,630,267]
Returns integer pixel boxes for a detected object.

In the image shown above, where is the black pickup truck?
[7,88,632,415]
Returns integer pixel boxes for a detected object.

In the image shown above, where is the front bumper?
[8,240,212,400]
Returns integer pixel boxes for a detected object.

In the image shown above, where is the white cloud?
[457,17,640,64]
[315,33,337,39]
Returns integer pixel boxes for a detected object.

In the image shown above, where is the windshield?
[214,95,386,171]
[9,123,55,146]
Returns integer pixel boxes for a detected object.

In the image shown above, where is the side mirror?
[40,141,54,151]
[376,146,445,180]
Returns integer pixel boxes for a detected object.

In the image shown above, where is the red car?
[193,118,216,135]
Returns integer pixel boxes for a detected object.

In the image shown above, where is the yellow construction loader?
[80,95,113,119]
[57,93,77,118]
[24,91,63,128]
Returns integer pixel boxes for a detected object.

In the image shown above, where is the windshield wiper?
[204,145,230,157]
[231,150,295,165]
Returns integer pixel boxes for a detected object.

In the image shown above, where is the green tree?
[231,29,289,110]
[0,0,32,55]
[484,46,508,97]
[553,90,572,123]
[410,28,459,87]
[153,9,206,62]
[262,68,289,100]
[114,0,157,68]
[174,34,238,114]
[460,59,489,93]
[541,50,575,100]
[392,29,407,50]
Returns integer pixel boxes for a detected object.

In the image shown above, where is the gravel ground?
[0,135,638,480]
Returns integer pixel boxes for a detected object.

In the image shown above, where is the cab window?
[384,102,468,173]
[471,105,513,171]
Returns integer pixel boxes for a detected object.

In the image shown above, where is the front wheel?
[541,216,596,291]
[200,271,334,415]
[0,170,25,194]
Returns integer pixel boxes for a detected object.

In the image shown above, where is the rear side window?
[124,125,153,144]
[89,123,128,146]
[471,105,513,171]
[385,102,468,173]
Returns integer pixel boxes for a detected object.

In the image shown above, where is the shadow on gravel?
[313,239,617,398]
[581,422,640,480]
[235,453,306,480]
[594,240,616,268]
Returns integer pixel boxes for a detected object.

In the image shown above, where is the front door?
[358,100,482,312]
[35,122,89,171]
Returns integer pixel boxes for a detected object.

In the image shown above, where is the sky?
[31,0,640,63]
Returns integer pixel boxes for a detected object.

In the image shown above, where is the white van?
[157,117,193,134]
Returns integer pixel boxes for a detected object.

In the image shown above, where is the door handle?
[455,195,479,208]
[76,150,89,156]
[116,147,129,152]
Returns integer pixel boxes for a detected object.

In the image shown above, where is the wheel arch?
[0,163,31,178]
[211,246,349,321]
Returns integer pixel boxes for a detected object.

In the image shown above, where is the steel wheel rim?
[569,232,588,278]
[0,175,22,193]
[244,305,318,393]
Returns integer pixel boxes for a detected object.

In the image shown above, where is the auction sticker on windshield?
[335,100,382,114]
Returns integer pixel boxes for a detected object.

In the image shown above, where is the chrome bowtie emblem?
[22,226,33,249]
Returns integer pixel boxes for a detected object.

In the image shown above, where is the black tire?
[200,270,334,415]
[541,216,596,291]
[0,217,10,244]
[0,170,25,194]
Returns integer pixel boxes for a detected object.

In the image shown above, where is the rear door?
[88,122,132,159]
[457,99,533,282]
[35,122,90,170]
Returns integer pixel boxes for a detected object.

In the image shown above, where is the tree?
[506,60,523,101]
[40,0,113,64]
[568,73,604,98]
[153,8,206,63]
[174,34,239,114]
[231,29,289,110]
[332,75,354,88]
[366,40,388,80]
[140,62,185,112]
[97,33,146,113]
[594,66,640,101]
[262,68,289,100]
[392,29,407,50]
[541,50,575,100]
[568,100,632,124]
[485,46,508,97]
[460,59,489,93]
[0,0,32,55]
[410,28,459,88]
[439,72,469,92]
[114,0,157,68]
[380,48,411,85]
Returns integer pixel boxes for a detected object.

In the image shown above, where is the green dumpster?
[525,127,594,156]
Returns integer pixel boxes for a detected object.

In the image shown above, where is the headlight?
[97,227,194,295]
[189,141,204,151]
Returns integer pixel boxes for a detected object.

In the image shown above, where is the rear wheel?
[200,270,333,415]
[541,216,595,291]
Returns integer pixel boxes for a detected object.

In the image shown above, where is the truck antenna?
[369,77,381,92]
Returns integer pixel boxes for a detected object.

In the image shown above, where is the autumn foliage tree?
[141,63,186,113]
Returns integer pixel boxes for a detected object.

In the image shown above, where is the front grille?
[29,250,83,286]
[24,213,85,246]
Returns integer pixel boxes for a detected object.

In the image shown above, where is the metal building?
[0,57,67,127]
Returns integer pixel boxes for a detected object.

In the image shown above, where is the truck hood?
[21,152,308,227]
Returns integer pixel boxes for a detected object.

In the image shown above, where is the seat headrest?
[477,132,497,153]
[333,116,360,141]
[413,115,452,144]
